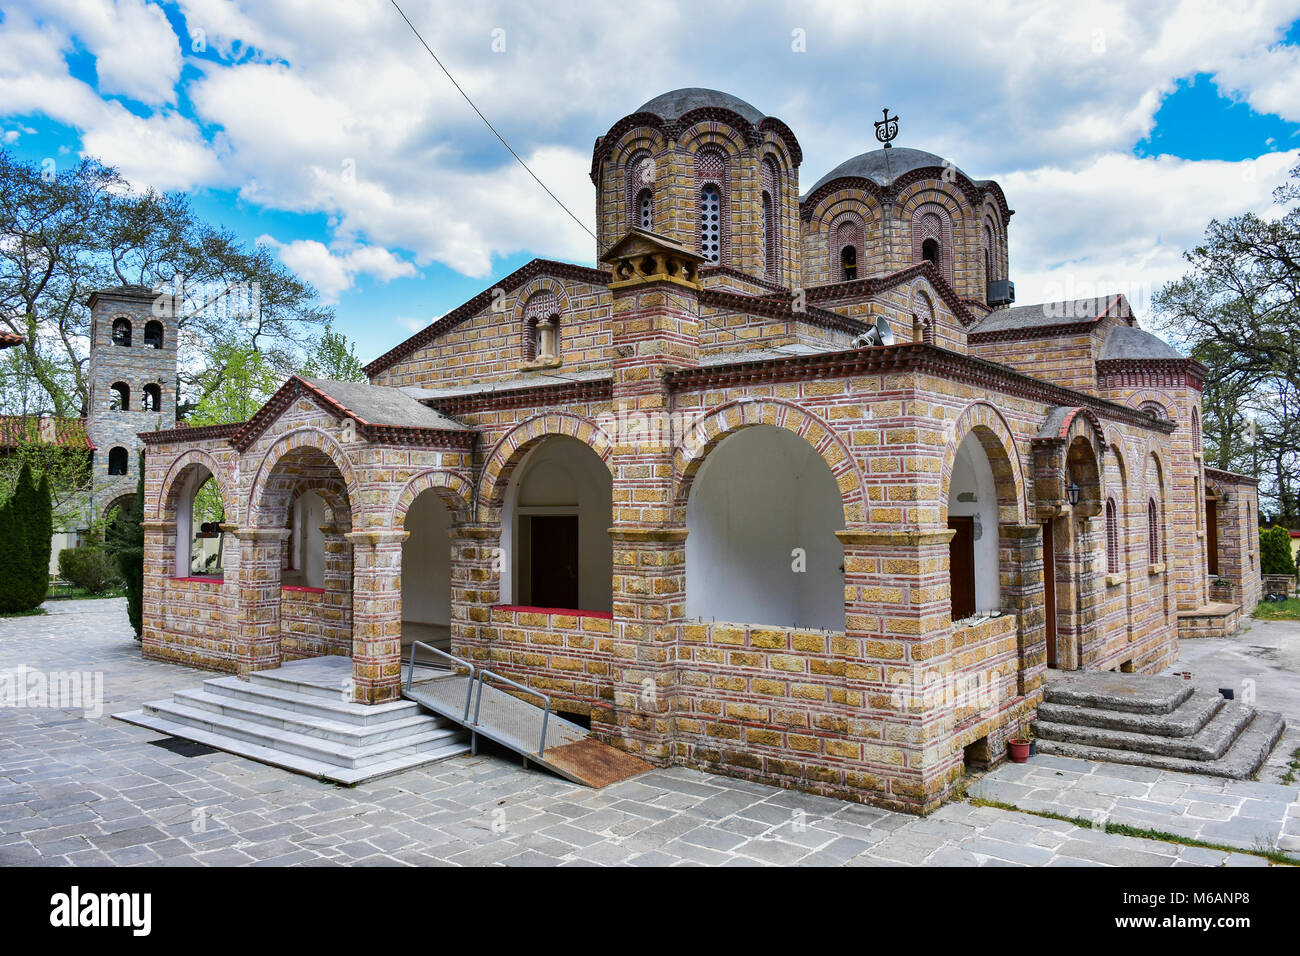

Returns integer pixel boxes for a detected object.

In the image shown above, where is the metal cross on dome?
[874,108,899,148]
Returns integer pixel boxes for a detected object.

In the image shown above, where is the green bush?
[1260,526,1298,577]
[57,547,121,594]
[0,462,51,613]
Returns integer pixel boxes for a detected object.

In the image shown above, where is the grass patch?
[0,607,47,618]
[45,586,126,601]
[968,797,1298,865]
[1251,597,1300,620]
[1283,748,1300,787]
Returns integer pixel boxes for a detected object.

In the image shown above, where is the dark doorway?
[947,516,976,620]
[1043,520,1057,668]
[1205,498,1219,576]
[529,515,579,609]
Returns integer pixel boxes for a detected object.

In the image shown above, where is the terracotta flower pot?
[1008,739,1031,763]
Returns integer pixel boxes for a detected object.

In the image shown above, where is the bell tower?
[86,285,177,520]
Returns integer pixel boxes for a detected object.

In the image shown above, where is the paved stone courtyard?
[1,598,1296,867]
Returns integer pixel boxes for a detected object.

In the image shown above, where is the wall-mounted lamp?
[1067,482,1081,507]
[1221,490,1231,505]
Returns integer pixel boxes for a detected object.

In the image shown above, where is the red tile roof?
[0,415,92,449]
[0,331,24,349]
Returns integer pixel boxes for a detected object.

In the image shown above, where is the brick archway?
[671,399,865,526]
[939,401,1028,525]
[156,448,239,523]
[391,469,475,528]
[246,428,360,529]
[476,412,614,523]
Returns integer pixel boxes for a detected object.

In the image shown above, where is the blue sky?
[3,0,1300,366]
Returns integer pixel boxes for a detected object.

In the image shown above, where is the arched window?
[109,382,130,411]
[983,221,997,283]
[834,217,863,282]
[108,446,128,476]
[111,318,131,347]
[626,153,654,230]
[1139,401,1167,421]
[1147,498,1160,566]
[762,157,780,279]
[142,383,161,412]
[522,291,560,363]
[695,147,727,264]
[1105,498,1119,574]
[1191,407,1202,455]
[144,320,164,349]
[911,205,953,284]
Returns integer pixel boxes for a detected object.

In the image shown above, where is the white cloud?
[257,236,417,300]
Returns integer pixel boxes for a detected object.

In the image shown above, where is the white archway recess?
[947,431,1001,619]
[504,436,613,613]
[686,424,845,631]
[401,490,453,652]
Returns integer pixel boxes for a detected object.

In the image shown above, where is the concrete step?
[248,667,362,703]
[172,687,439,746]
[134,697,466,770]
[116,708,471,785]
[1036,692,1225,739]
[1035,701,1255,760]
[1043,670,1193,715]
[1035,710,1286,780]
[202,675,425,727]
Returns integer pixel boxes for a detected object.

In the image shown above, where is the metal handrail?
[406,641,476,721]
[472,668,552,756]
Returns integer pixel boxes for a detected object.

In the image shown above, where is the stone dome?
[634,88,766,124]
[805,147,972,195]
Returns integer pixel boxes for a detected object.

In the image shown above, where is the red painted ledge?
[281,585,326,594]
[169,575,224,584]
[492,604,613,620]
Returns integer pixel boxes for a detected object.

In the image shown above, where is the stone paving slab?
[970,752,1300,855]
[0,599,1294,867]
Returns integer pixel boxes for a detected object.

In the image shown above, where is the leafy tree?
[0,462,48,612]
[304,321,367,382]
[1154,162,1300,523]
[0,149,333,420]
[1260,525,1298,577]
[0,417,92,531]
[106,454,145,639]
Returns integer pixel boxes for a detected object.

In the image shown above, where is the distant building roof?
[973,294,1132,335]
[635,88,765,124]
[1098,325,1184,361]
[0,331,23,349]
[0,415,92,449]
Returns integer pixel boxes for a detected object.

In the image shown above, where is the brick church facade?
[130,89,1261,813]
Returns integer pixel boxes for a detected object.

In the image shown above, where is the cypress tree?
[0,463,44,612]
[0,495,18,613]
[32,471,53,605]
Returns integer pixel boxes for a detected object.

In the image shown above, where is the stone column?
[448,523,501,664]
[231,527,290,678]
[140,519,175,654]
[598,230,706,762]
[1000,523,1047,696]
[837,527,956,813]
[347,529,407,703]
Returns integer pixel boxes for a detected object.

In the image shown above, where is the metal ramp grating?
[401,642,648,787]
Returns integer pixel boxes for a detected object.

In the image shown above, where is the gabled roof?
[230,375,473,451]
[971,294,1132,338]
[362,259,610,377]
[0,415,92,449]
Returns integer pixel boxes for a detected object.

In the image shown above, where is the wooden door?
[1043,520,1058,668]
[1205,498,1219,576]
[529,515,579,609]
[947,516,976,620]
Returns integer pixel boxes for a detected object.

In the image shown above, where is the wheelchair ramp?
[402,643,650,788]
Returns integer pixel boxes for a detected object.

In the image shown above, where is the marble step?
[202,675,427,727]
[116,708,470,785]
[248,667,365,703]
[171,687,440,746]
[1034,701,1255,760]
[133,697,465,769]
[1034,710,1286,780]
[1036,691,1225,739]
